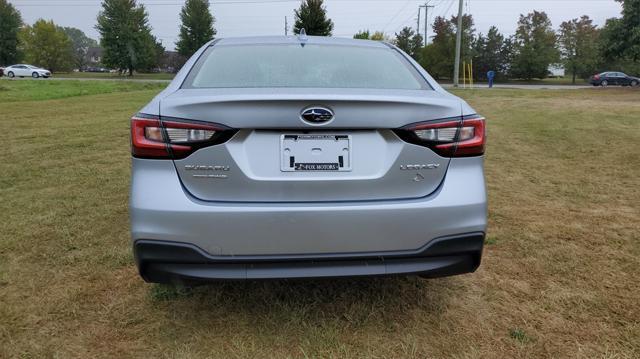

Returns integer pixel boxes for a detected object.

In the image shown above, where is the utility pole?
[417,7,421,35]
[453,0,464,87]
[285,16,288,36]
[419,2,434,46]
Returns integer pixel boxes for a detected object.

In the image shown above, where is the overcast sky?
[11,0,623,50]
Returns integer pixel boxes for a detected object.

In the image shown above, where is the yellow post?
[466,63,471,87]
[462,61,466,88]
[466,63,470,89]
[464,64,471,88]
[469,60,474,88]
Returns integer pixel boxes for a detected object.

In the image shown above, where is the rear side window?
[183,44,428,90]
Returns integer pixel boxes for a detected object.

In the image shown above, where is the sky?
[11,0,623,51]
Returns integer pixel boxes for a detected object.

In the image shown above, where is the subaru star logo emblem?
[301,106,334,124]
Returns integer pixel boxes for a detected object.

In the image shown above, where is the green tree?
[370,31,388,41]
[152,38,165,71]
[96,0,160,76]
[510,11,559,80]
[0,0,23,65]
[419,14,474,79]
[472,26,512,80]
[19,19,73,72]
[419,16,455,79]
[62,27,99,71]
[453,14,476,64]
[394,27,423,60]
[609,0,640,61]
[600,18,625,64]
[176,0,215,58]
[352,30,388,41]
[293,0,333,36]
[353,30,370,40]
[558,16,600,83]
[599,0,640,74]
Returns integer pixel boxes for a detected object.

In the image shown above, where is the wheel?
[7,71,14,78]
[32,72,39,78]
[601,80,608,87]
[631,80,639,87]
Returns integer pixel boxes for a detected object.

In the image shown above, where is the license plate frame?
[280,134,352,172]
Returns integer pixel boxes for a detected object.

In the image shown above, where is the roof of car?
[214,35,391,48]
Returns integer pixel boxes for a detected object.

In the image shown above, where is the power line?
[392,8,420,34]
[438,0,456,19]
[453,0,463,87]
[419,1,434,45]
[382,0,412,33]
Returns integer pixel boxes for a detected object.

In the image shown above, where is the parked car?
[84,66,110,73]
[4,64,51,78]
[590,72,639,87]
[130,36,487,283]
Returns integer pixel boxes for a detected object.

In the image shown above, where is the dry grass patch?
[1,83,639,358]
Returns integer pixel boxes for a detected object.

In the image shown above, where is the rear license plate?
[281,134,351,172]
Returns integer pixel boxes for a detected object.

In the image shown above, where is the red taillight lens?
[395,116,486,157]
[449,117,486,156]
[131,116,170,158]
[131,114,235,159]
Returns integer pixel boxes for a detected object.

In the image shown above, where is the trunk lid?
[160,88,462,203]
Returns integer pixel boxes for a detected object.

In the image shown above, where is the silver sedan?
[129,35,487,283]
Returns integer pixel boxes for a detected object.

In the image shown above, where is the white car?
[4,64,51,78]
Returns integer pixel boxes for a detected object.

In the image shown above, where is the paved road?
[441,83,592,90]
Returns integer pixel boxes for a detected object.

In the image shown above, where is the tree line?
[0,0,216,75]
[359,1,639,83]
[1,0,638,81]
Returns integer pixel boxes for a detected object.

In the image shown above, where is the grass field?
[0,79,167,102]
[3,69,591,86]
[50,72,588,85]
[0,81,638,358]
[53,71,175,81]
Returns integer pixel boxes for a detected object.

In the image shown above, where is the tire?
[601,80,608,87]
[631,80,639,87]
[32,72,39,78]
[7,71,14,78]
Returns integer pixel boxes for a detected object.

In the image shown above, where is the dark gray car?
[590,72,640,87]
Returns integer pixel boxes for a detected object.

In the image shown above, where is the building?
[548,65,565,78]
[158,51,186,73]
[85,47,104,65]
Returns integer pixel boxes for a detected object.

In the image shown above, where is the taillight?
[395,115,486,157]
[131,114,235,159]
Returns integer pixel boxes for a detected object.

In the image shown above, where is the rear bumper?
[130,157,487,256]
[135,232,485,282]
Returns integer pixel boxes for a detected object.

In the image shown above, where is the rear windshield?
[183,44,428,90]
